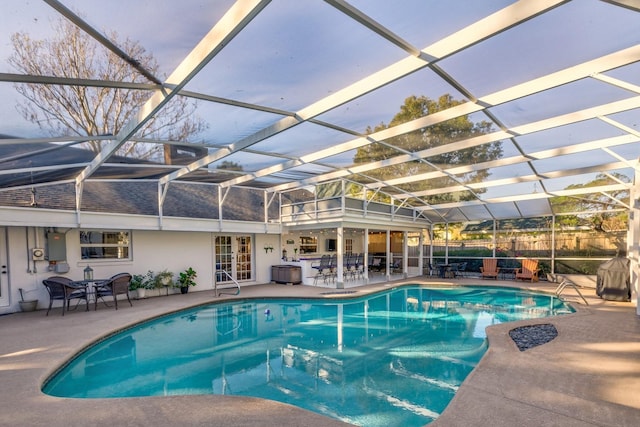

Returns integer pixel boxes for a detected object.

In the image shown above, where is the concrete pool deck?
[1,277,638,426]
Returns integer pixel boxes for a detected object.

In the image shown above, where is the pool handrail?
[216,269,240,296]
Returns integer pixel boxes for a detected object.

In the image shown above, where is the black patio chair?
[425,263,436,276]
[94,273,133,310]
[454,262,467,278]
[42,276,89,316]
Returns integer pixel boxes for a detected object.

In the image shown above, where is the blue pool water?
[43,286,573,426]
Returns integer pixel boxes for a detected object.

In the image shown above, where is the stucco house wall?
[1,226,281,315]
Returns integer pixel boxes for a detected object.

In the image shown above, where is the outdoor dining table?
[499,267,519,280]
[437,263,459,278]
[70,279,108,307]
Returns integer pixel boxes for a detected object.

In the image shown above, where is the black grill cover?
[596,257,631,301]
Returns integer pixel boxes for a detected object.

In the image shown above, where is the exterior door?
[0,227,8,307]
[215,235,252,283]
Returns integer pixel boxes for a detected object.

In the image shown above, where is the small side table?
[69,281,91,311]
[499,267,518,280]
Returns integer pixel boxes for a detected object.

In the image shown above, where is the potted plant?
[154,270,174,295]
[18,288,38,312]
[129,275,140,295]
[130,270,155,299]
[176,267,197,294]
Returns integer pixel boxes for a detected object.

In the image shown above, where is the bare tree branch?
[9,18,208,160]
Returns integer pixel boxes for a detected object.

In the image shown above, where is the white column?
[630,176,640,316]
[418,230,424,275]
[385,229,391,281]
[402,231,408,278]
[336,226,344,289]
[364,228,370,283]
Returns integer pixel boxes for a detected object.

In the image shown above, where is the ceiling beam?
[161,0,566,188]
[267,46,640,193]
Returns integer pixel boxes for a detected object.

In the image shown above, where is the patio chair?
[312,254,332,285]
[42,276,89,316]
[329,254,338,282]
[435,263,450,278]
[424,263,435,276]
[515,259,540,282]
[343,253,355,281]
[369,257,383,273]
[348,253,363,281]
[354,253,364,280]
[453,262,467,278]
[94,273,133,310]
[480,258,499,279]
[390,258,401,273]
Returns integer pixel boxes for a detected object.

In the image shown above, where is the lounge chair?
[94,273,133,310]
[515,259,540,282]
[480,258,499,279]
[370,257,383,273]
[42,276,89,316]
[390,258,401,273]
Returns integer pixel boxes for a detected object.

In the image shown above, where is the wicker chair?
[93,273,133,310]
[42,276,89,316]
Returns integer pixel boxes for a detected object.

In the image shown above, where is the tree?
[552,173,630,231]
[217,161,243,171]
[9,18,207,159]
[354,94,501,204]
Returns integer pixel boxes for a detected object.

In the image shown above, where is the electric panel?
[47,232,67,261]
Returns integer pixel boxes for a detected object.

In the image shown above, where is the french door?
[215,235,252,283]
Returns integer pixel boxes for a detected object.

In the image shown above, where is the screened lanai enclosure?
[0,1,639,313]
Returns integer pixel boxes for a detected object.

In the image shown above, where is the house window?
[80,230,131,260]
[345,238,353,253]
[299,236,317,254]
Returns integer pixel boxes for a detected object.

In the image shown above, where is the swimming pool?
[43,285,573,426]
